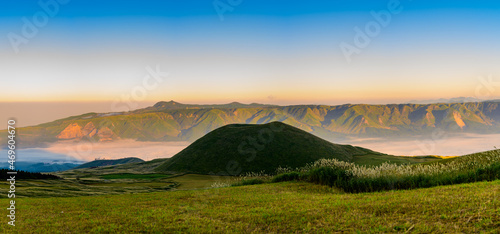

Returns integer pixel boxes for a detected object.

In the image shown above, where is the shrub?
[272,172,300,183]
[306,167,351,188]
[232,178,265,187]
[271,150,500,193]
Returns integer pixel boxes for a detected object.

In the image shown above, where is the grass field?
[2,180,499,233]
[0,178,178,198]
[100,173,172,180]
[1,147,498,232]
[0,174,231,198]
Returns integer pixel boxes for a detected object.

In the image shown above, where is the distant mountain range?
[2,100,500,147]
[0,162,82,172]
[407,97,486,104]
[144,100,277,110]
[74,157,144,169]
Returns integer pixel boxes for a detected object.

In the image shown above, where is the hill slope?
[155,122,385,175]
[74,157,144,169]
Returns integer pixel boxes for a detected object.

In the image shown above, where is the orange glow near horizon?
[0,71,495,105]
[0,88,490,105]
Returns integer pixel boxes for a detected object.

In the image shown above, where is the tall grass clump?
[272,150,500,193]
[229,171,271,187]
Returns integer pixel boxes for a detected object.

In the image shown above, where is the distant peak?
[147,100,277,111]
[153,100,182,107]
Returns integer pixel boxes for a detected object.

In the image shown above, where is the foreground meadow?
[2,180,499,233]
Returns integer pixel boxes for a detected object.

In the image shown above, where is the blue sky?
[1,0,500,105]
[2,1,500,17]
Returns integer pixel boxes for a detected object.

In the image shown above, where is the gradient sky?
[1,0,500,107]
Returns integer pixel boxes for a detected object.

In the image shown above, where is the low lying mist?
[0,148,86,164]
[37,140,190,162]
[5,134,499,164]
[336,133,500,156]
